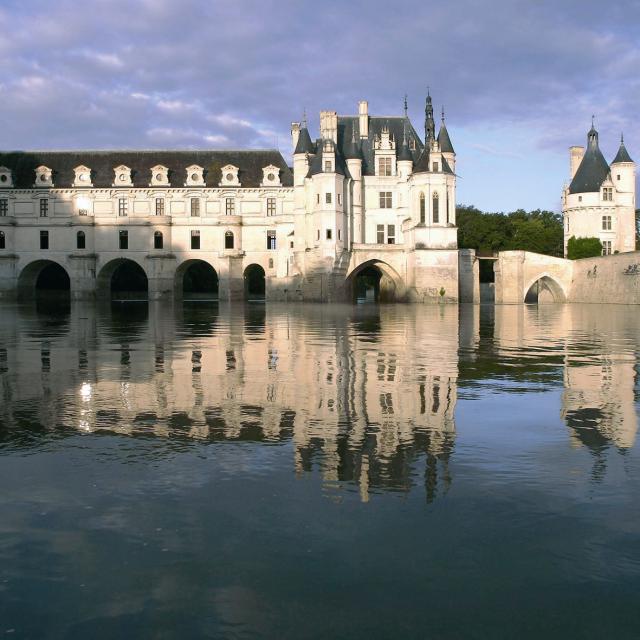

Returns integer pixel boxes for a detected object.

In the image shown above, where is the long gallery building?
[0,94,479,302]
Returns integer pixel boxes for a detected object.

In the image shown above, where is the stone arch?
[244,263,266,300]
[346,259,404,303]
[524,274,567,304]
[97,258,148,300]
[17,259,71,299]
[175,259,219,300]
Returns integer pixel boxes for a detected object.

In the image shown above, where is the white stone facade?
[562,127,636,256]
[0,97,478,302]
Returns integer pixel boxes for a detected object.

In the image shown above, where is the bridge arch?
[17,260,71,298]
[97,258,148,300]
[175,259,219,300]
[244,263,266,301]
[524,274,567,304]
[346,259,404,303]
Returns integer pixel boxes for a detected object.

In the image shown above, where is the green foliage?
[566,236,602,260]
[457,205,564,257]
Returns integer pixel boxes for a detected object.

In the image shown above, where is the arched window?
[419,192,425,224]
[76,231,86,250]
[0,231,5,249]
[432,192,439,224]
[225,231,234,249]
[154,231,163,250]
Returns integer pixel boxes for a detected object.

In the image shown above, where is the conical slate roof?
[612,136,633,164]
[343,125,362,160]
[294,127,315,155]
[437,122,455,154]
[412,147,430,173]
[569,127,610,194]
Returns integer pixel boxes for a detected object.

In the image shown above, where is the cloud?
[0,0,637,208]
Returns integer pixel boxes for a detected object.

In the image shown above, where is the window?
[155,198,165,216]
[378,157,392,176]
[326,229,332,240]
[268,258,274,269]
[190,198,200,217]
[617,174,621,181]
[118,198,128,217]
[317,229,320,241]
[602,240,612,255]
[325,192,332,204]
[324,161,332,172]
[387,224,396,245]
[602,187,613,201]
[40,230,49,250]
[433,192,440,224]
[119,230,128,250]
[225,231,234,249]
[446,192,450,224]
[225,198,235,215]
[77,231,86,249]
[578,196,582,202]
[290,241,294,248]
[377,224,385,244]
[419,192,425,224]
[191,230,200,250]
[154,231,163,249]
[39,199,48,218]
[0,231,5,249]
[316,194,320,204]
[0,199,7,217]
[267,197,276,216]
[267,229,276,250]
[602,215,612,231]
[379,191,392,208]
[338,229,341,240]
[337,194,341,205]
[433,162,439,172]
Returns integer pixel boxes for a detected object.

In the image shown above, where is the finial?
[621,132,624,144]
[441,106,445,122]
[591,114,595,128]
[427,86,430,97]
[351,124,357,143]
[403,94,408,117]
[302,108,307,128]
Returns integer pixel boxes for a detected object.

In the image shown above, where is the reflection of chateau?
[0,302,459,502]
[490,305,638,457]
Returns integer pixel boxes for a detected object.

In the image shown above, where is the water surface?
[0,301,639,639]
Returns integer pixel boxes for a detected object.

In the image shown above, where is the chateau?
[562,124,636,256]
[0,95,478,303]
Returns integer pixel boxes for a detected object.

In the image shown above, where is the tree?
[566,236,602,260]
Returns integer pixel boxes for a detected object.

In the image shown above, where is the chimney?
[570,146,585,179]
[291,122,301,151]
[320,110,338,143]
[359,101,369,139]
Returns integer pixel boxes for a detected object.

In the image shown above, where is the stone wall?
[570,251,640,304]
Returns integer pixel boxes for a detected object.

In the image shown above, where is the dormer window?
[0,167,13,188]
[324,160,333,173]
[73,165,92,187]
[113,165,133,187]
[261,164,281,186]
[185,165,205,187]
[433,162,439,172]
[220,164,240,187]
[378,157,392,176]
[150,165,169,187]
[409,138,416,151]
[602,187,613,201]
[35,165,53,187]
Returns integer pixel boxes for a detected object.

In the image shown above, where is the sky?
[0,0,638,212]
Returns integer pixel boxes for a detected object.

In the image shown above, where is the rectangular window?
[602,187,613,201]
[433,195,440,224]
[0,231,5,249]
[225,198,235,215]
[118,198,128,217]
[267,230,276,250]
[191,230,201,250]
[154,232,163,250]
[324,161,332,172]
[338,229,341,240]
[155,198,165,216]
[190,198,200,217]
[39,199,48,217]
[377,224,385,244]
[602,240,612,255]
[378,157,392,176]
[602,215,612,230]
[617,174,621,181]
[379,191,392,208]
[119,230,128,250]
[316,194,320,204]
[0,199,8,216]
[387,224,396,245]
[433,162,439,172]
[325,192,332,204]
[267,197,276,216]
[40,230,49,250]
[326,229,332,240]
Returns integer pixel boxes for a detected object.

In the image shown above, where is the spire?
[294,113,315,155]
[437,107,455,154]
[343,122,362,160]
[612,132,634,164]
[397,120,412,162]
[425,90,435,145]
[588,115,598,147]
[403,94,408,118]
[569,120,610,194]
